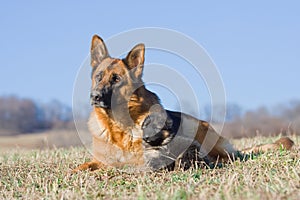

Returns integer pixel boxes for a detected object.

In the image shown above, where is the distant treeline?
[0,96,74,135]
[0,95,299,138]
[222,100,300,138]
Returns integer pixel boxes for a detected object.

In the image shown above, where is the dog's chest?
[88,111,145,167]
[92,136,144,166]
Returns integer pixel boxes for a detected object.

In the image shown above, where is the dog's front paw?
[71,161,105,173]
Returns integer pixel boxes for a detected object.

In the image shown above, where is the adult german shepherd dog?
[73,35,294,172]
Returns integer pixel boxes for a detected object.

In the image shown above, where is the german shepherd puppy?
[73,35,294,172]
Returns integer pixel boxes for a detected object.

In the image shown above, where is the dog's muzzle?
[90,90,111,108]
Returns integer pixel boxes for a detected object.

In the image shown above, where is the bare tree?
[0,96,74,135]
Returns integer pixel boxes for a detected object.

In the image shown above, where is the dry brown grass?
[0,135,299,199]
[0,130,87,151]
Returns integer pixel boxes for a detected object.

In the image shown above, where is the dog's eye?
[112,73,121,83]
[95,72,103,82]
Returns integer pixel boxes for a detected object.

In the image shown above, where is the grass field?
[0,135,299,200]
[0,130,87,151]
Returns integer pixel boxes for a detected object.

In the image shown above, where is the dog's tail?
[241,137,294,154]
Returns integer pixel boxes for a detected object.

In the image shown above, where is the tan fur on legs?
[72,160,105,173]
[242,137,294,154]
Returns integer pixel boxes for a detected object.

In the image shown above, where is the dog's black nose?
[90,91,101,102]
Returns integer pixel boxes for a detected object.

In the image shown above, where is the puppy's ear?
[125,43,145,78]
[90,35,109,67]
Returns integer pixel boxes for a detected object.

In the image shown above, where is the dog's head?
[90,35,145,109]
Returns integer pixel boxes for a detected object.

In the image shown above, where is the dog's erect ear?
[90,35,109,67]
[125,44,145,78]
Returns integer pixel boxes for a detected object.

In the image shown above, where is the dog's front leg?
[72,160,106,173]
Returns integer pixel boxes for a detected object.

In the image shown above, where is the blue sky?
[0,1,299,111]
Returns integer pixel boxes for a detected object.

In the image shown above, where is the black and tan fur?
[73,35,294,172]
